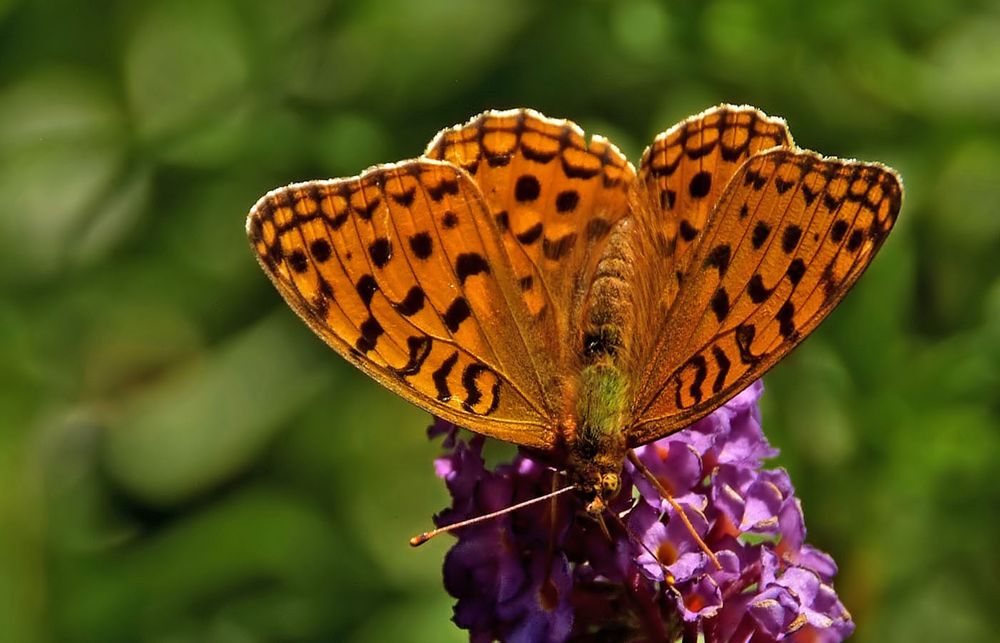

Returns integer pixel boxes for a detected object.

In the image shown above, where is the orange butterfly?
[247,105,902,520]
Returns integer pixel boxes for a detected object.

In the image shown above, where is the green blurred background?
[1,0,998,641]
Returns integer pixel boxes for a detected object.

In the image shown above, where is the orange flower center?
[684,592,705,613]
[657,540,678,565]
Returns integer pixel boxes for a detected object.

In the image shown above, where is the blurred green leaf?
[102,313,334,505]
[125,0,249,153]
[0,68,127,281]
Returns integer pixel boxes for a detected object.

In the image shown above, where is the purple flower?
[428,381,855,642]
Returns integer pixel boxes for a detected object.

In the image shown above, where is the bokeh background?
[2,0,998,641]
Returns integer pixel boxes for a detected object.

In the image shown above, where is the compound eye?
[601,473,620,496]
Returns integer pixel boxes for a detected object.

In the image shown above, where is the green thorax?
[568,359,627,470]
[576,361,628,446]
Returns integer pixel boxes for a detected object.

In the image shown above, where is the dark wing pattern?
[637,105,793,280]
[427,109,635,373]
[247,160,559,449]
[628,148,902,445]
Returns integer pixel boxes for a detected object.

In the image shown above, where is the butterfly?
[246,105,902,518]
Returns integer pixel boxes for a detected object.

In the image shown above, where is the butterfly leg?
[627,450,722,570]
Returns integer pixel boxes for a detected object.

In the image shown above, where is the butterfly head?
[581,472,622,515]
[565,431,626,516]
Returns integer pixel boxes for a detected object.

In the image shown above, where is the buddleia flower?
[429,382,854,642]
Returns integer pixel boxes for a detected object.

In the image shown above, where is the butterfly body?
[247,106,901,511]
[565,361,629,512]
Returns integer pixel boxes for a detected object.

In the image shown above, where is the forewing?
[426,109,636,367]
[247,160,557,449]
[638,105,794,279]
[628,148,902,445]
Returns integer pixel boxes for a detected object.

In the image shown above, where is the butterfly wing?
[627,147,902,445]
[633,105,794,318]
[426,109,636,373]
[247,160,558,449]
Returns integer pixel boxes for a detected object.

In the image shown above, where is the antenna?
[409,484,578,547]
[627,450,722,570]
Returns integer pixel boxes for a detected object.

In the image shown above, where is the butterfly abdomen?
[581,220,635,362]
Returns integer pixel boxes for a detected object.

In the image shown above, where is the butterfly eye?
[601,473,621,497]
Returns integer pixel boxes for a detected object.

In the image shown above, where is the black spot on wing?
[830,219,848,242]
[515,175,541,202]
[774,178,795,194]
[356,274,377,307]
[735,324,758,364]
[433,351,459,401]
[555,190,580,213]
[751,222,770,249]
[846,229,864,252]
[776,301,798,340]
[456,253,490,284]
[394,335,431,376]
[744,169,768,190]
[355,195,382,220]
[515,222,543,245]
[310,239,331,262]
[782,225,802,253]
[679,220,698,242]
[487,154,511,168]
[444,297,471,332]
[390,187,415,207]
[409,232,433,259]
[355,316,383,354]
[710,287,729,322]
[318,276,333,299]
[461,363,498,414]
[542,233,576,260]
[427,177,459,201]
[289,250,308,273]
[711,346,731,394]
[801,184,818,205]
[747,274,772,303]
[689,171,712,198]
[786,258,806,285]
[704,244,731,275]
[685,355,708,406]
[393,286,425,316]
[369,238,392,268]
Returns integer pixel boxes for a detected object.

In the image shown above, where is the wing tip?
[639,104,795,170]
